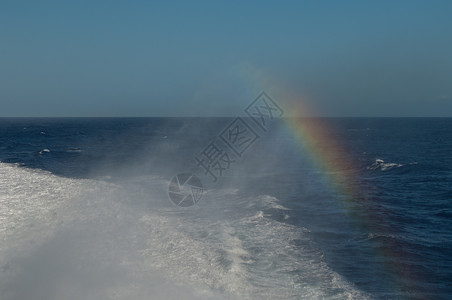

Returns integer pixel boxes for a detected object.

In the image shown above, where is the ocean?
[0,117,451,299]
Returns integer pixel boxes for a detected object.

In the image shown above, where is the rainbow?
[232,63,422,297]
[284,102,423,298]
[285,102,424,298]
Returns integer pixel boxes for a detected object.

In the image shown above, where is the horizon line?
[0,116,451,119]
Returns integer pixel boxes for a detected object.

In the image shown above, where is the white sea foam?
[38,148,51,155]
[0,163,370,299]
[367,158,417,171]
[0,163,224,299]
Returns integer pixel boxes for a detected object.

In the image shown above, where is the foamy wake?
[0,163,224,299]
[0,163,370,299]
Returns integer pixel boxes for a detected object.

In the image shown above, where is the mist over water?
[0,118,451,299]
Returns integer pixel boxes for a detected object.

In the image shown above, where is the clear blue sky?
[1,0,452,117]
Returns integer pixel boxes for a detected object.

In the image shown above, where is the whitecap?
[368,159,404,171]
[38,149,51,155]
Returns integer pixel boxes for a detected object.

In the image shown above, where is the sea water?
[0,118,451,299]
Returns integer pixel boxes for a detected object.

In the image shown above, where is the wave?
[38,148,51,155]
[0,163,369,299]
[367,158,417,171]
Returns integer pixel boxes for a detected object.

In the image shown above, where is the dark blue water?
[0,117,451,299]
